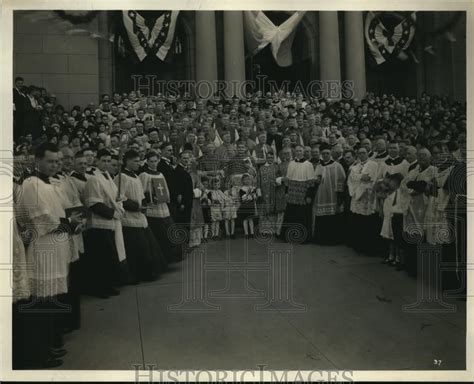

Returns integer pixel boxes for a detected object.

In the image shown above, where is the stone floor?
[59,237,466,371]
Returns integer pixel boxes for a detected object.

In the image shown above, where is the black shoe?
[395,262,404,271]
[50,349,67,358]
[231,234,236,240]
[381,258,391,264]
[41,358,63,369]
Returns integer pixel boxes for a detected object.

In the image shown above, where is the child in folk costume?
[208,177,227,239]
[223,178,239,238]
[200,176,212,241]
[238,173,259,238]
[139,151,182,263]
[115,150,168,283]
[380,173,405,268]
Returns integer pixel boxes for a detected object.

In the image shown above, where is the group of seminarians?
[12,141,191,369]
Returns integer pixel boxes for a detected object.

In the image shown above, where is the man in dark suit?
[22,85,43,139]
[173,151,194,232]
[13,77,26,140]
[157,142,175,192]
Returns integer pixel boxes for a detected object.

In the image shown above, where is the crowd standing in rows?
[11,76,467,369]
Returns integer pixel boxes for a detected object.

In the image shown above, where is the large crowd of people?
[11,75,467,369]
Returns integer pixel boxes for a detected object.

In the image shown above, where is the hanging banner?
[244,11,306,67]
[122,10,180,62]
[365,11,416,65]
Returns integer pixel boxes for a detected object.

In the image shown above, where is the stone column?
[223,11,246,98]
[319,11,341,99]
[195,11,218,98]
[98,11,114,97]
[344,12,367,103]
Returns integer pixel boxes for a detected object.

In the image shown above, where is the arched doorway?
[245,11,315,93]
[113,11,194,94]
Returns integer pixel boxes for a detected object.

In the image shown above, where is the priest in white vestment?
[281,145,315,243]
[16,143,84,368]
[347,147,380,254]
[312,143,346,245]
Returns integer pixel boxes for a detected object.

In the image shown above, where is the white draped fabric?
[244,11,307,67]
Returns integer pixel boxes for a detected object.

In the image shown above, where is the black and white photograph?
[0,0,472,382]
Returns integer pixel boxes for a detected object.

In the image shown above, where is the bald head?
[417,148,432,168]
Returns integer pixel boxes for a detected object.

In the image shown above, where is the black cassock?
[157,157,176,217]
[173,164,193,228]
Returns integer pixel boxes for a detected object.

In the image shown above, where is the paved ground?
[59,237,466,371]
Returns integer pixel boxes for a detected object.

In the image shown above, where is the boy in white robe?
[115,150,167,283]
[83,149,125,298]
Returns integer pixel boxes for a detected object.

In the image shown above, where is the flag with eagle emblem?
[365,11,416,65]
[122,10,180,62]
